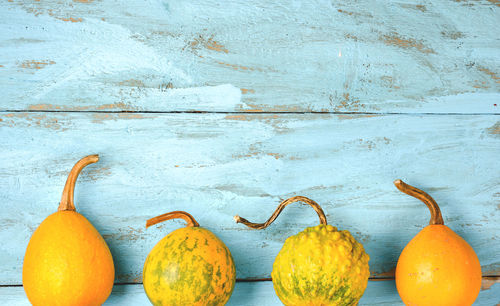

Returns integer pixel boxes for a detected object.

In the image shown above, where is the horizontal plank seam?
[1,276,498,286]
[0,110,499,116]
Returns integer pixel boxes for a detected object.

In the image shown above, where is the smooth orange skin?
[396,225,481,306]
[23,211,115,306]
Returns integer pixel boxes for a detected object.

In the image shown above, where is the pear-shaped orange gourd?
[394,180,481,306]
[23,155,115,306]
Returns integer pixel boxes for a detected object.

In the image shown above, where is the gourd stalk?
[234,196,327,229]
[58,154,99,212]
[394,179,444,225]
[147,211,200,228]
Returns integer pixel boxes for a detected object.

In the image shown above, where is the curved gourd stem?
[234,196,327,229]
[58,154,99,212]
[146,211,200,228]
[394,179,444,225]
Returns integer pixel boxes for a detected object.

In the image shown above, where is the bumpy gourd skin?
[143,227,236,306]
[272,224,370,306]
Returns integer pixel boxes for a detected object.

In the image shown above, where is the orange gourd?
[23,155,115,306]
[394,180,481,306]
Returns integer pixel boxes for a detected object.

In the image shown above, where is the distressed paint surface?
[1,0,499,304]
[0,0,499,113]
[0,113,498,284]
[1,281,499,305]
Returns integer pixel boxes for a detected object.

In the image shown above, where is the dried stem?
[234,196,327,230]
[146,211,200,228]
[58,154,99,212]
[394,179,444,225]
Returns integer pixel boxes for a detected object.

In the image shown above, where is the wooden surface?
[1,281,500,306]
[1,0,499,113]
[1,0,499,305]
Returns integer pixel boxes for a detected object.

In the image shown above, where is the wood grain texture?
[0,112,498,284]
[1,280,499,305]
[1,0,499,303]
[0,0,499,113]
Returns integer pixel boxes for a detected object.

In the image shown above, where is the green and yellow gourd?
[235,196,370,306]
[143,211,236,306]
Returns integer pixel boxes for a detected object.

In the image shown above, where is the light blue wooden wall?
[0,0,499,305]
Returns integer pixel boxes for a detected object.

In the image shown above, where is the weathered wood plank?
[0,113,498,284]
[1,280,499,305]
[0,1,499,112]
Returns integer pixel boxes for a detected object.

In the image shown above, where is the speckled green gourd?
[143,211,236,306]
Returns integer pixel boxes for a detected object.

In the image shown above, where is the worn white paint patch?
[385,93,500,113]
[1,6,193,107]
[0,5,243,110]
[144,84,242,110]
